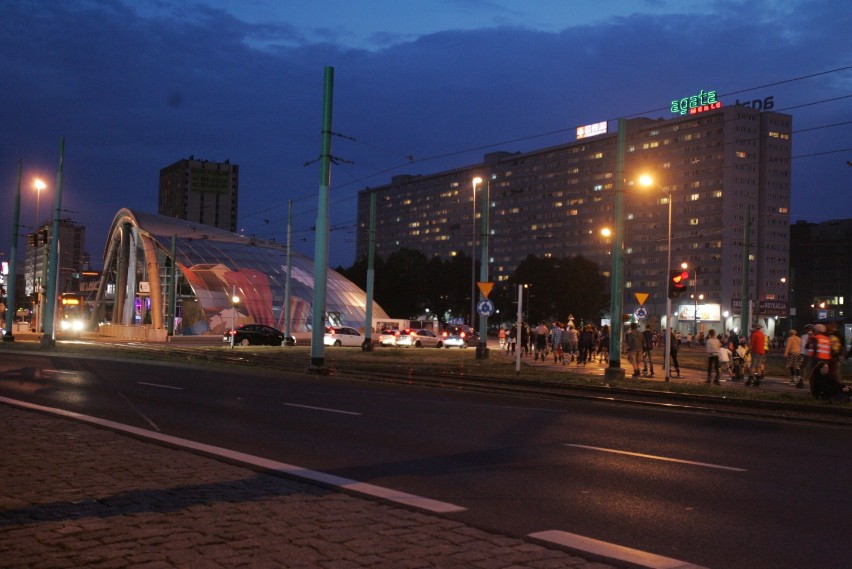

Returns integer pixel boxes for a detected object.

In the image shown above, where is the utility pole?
[309,67,334,371]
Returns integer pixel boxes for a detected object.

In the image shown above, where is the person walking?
[719,340,733,379]
[578,324,595,365]
[805,324,833,397]
[799,323,814,382]
[534,321,549,361]
[597,325,610,364]
[641,324,655,377]
[668,328,681,378]
[748,323,767,386]
[627,323,644,378]
[550,321,564,363]
[783,329,804,387]
[498,326,507,350]
[705,329,721,384]
[565,323,579,362]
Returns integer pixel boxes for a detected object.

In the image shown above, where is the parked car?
[395,328,442,348]
[441,325,479,348]
[379,328,401,347]
[324,326,364,347]
[223,324,293,346]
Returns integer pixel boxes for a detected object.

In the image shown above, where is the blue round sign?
[477,299,495,317]
[634,306,649,320]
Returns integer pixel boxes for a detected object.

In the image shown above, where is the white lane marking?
[566,444,747,472]
[117,392,161,432]
[284,403,362,416]
[530,530,710,569]
[0,396,464,514]
[137,382,184,390]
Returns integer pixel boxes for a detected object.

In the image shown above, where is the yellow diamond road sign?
[635,293,649,306]
[477,282,494,299]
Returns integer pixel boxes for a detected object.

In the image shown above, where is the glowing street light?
[230,287,240,348]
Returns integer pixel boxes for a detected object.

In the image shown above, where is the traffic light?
[39,229,49,244]
[668,269,689,298]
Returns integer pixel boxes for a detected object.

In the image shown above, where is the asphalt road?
[1,350,849,569]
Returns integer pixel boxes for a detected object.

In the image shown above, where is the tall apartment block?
[356,104,793,336]
[25,219,86,296]
[158,157,239,232]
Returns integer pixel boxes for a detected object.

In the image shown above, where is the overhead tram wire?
[240,65,852,238]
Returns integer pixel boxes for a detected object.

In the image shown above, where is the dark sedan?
[224,324,293,346]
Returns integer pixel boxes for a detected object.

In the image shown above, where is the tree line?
[337,249,609,329]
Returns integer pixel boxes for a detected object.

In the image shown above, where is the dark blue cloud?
[1,0,850,268]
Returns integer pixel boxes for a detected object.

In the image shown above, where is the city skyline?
[2,1,850,269]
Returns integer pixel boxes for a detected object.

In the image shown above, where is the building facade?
[789,219,851,331]
[357,104,793,336]
[158,157,239,232]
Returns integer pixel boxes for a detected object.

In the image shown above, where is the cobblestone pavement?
[0,404,617,569]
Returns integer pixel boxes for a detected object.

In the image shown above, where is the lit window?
[691,194,700,201]
[690,218,699,226]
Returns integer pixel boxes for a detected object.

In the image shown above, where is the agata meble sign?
[671,89,777,116]
[671,89,721,115]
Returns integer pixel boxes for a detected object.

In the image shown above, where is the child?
[718,342,733,379]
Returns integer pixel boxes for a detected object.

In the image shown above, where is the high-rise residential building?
[158,157,239,232]
[356,104,793,336]
[25,219,86,297]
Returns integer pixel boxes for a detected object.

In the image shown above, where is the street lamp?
[473,176,490,359]
[639,175,673,381]
[229,286,240,348]
[32,178,46,332]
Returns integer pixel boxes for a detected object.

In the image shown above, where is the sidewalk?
[0,404,617,569]
[496,346,809,395]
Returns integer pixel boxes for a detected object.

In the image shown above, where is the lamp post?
[32,178,46,333]
[230,286,239,348]
[470,177,480,328]
[639,175,673,381]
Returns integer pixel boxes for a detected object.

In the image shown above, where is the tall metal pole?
[470,179,477,327]
[4,161,22,341]
[41,137,64,348]
[363,193,376,351]
[309,67,334,370]
[476,177,490,359]
[515,284,523,374]
[605,119,627,381]
[284,200,293,345]
[741,205,751,333]
[693,267,700,335]
[167,234,176,336]
[664,191,673,381]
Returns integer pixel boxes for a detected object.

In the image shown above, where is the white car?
[395,328,442,348]
[324,326,364,347]
[379,328,400,347]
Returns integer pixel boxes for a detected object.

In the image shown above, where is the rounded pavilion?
[93,209,388,341]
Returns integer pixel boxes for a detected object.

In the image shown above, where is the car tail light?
[460,331,466,338]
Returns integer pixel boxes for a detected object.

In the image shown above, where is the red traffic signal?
[668,270,689,298]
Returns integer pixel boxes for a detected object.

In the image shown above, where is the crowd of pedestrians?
[495,318,849,402]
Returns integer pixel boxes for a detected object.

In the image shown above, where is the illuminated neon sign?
[671,89,722,115]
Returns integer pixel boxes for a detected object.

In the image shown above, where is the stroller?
[731,352,745,381]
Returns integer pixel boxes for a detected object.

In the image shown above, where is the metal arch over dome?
[93,208,388,340]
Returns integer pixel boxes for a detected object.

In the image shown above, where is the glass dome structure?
[94,209,388,338]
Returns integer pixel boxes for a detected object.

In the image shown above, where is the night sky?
[2,0,850,269]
